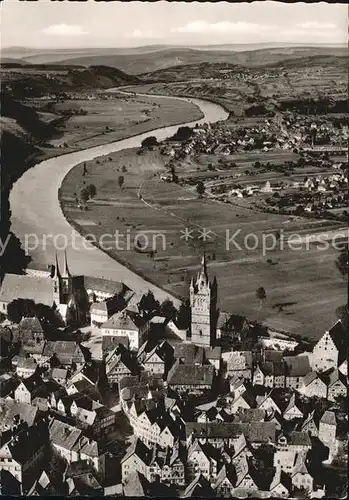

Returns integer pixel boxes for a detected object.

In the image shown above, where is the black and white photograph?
[0,0,348,497]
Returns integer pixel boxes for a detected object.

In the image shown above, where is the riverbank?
[10,95,227,308]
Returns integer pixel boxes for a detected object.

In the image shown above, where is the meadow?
[60,146,346,340]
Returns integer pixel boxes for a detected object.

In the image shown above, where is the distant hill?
[1,45,347,75]
[1,65,140,98]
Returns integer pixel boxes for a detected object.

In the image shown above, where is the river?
[9,93,229,305]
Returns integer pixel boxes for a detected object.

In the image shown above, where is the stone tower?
[190,254,217,347]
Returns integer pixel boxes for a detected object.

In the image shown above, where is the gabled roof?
[167,363,214,386]
[284,355,310,377]
[43,341,86,364]
[320,410,336,426]
[0,400,38,430]
[0,274,54,307]
[49,419,82,451]
[18,317,45,335]
[84,276,127,296]
[183,473,215,497]
[102,310,139,331]
[287,431,312,447]
[102,335,130,353]
[121,438,151,466]
[123,471,150,497]
[325,368,346,388]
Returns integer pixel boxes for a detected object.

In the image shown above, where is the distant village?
[0,253,347,497]
[160,116,348,222]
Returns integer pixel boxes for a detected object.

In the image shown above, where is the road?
[10,92,228,306]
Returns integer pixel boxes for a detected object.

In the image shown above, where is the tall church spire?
[62,250,72,278]
[52,252,61,279]
[197,253,208,286]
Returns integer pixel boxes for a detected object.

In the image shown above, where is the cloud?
[172,20,267,34]
[42,24,89,36]
[296,21,336,29]
[131,29,154,38]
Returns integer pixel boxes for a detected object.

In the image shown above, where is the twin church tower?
[189,254,218,348]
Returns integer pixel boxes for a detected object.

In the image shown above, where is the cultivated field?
[60,146,346,340]
[47,94,203,150]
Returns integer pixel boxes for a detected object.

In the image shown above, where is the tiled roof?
[223,351,253,371]
[284,355,310,377]
[102,335,130,353]
[287,431,312,447]
[84,276,126,296]
[0,274,54,307]
[18,317,45,335]
[49,419,81,451]
[320,410,337,426]
[205,346,222,360]
[102,310,139,331]
[186,421,276,443]
[0,400,38,430]
[167,363,214,386]
[43,341,85,364]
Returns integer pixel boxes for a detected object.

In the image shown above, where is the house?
[158,442,186,486]
[18,316,46,344]
[0,274,54,315]
[253,362,277,387]
[186,421,275,450]
[121,439,152,483]
[0,400,39,432]
[173,343,205,365]
[310,320,347,372]
[16,357,38,379]
[299,410,319,438]
[101,309,146,351]
[269,469,291,497]
[167,362,215,393]
[291,458,313,492]
[284,355,310,390]
[213,464,236,496]
[300,371,327,398]
[43,341,87,368]
[204,346,222,371]
[105,347,134,387]
[102,335,130,356]
[318,410,338,459]
[223,351,253,380]
[90,297,120,326]
[256,390,283,415]
[228,390,255,414]
[0,420,48,491]
[122,471,151,497]
[142,341,174,376]
[14,374,43,404]
[183,473,216,497]
[27,470,57,496]
[229,377,248,399]
[187,439,220,481]
[84,276,131,304]
[325,368,347,401]
[51,367,68,385]
[283,394,304,421]
[233,454,258,492]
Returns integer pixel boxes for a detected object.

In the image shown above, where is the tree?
[79,186,90,204]
[139,291,160,318]
[141,136,158,149]
[256,286,267,310]
[86,184,97,198]
[82,162,87,176]
[177,300,191,329]
[170,164,178,183]
[196,181,205,198]
[118,175,125,189]
[160,299,177,320]
[335,244,348,278]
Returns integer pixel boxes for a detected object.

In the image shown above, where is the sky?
[1,0,347,49]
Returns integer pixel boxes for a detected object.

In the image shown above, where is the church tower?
[52,251,73,306]
[190,254,217,347]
